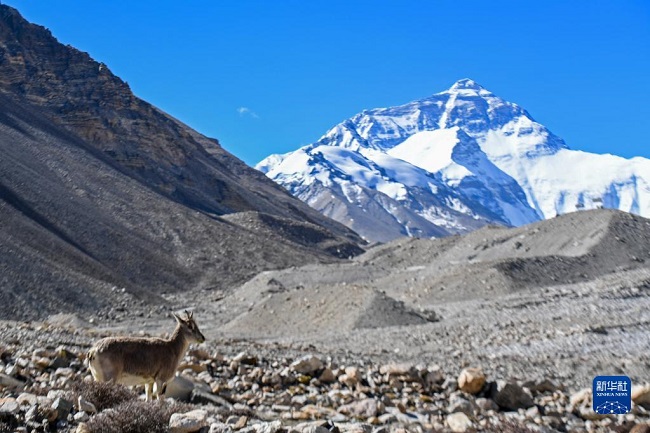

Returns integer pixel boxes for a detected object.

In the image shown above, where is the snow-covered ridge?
[257,79,650,242]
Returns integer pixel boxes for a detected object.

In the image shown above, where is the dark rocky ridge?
[0,5,363,320]
[0,4,361,241]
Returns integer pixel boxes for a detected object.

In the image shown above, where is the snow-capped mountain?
[257,79,650,242]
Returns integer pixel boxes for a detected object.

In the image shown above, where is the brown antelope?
[87,310,205,400]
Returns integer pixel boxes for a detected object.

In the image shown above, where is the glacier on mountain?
[257,78,650,242]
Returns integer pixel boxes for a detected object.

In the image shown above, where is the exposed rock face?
[0,5,363,320]
[0,5,363,238]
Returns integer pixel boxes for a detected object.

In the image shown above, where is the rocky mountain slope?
[0,5,363,320]
[179,209,650,404]
[258,79,650,242]
[3,209,646,432]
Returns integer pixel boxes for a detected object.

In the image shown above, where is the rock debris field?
[2,210,650,432]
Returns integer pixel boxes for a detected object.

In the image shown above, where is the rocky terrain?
[2,209,650,432]
[1,316,650,433]
[0,4,364,320]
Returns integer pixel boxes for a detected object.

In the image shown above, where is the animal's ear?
[172,312,183,323]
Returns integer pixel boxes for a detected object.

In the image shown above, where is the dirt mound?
[222,284,430,338]
[213,210,650,314]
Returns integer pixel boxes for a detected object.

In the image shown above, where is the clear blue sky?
[6,1,650,166]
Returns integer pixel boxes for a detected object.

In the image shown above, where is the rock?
[339,366,362,387]
[338,423,372,433]
[338,398,384,419]
[319,367,336,383]
[446,412,473,432]
[233,352,258,366]
[291,355,324,375]
[443,377,458,392]
[165,375,196,401]
[234,415,249,430]
[379,363,416,378]
[76,423,91,433]
[169,409,208,433]
[254,420,283,433]
[377,413,397,424]
[0,373,25,390]
[77,396,97,414]
[490,381,534,411]
[475,397,499,412]
[0,398,19,414]
[292,421,330,433]
[457,367,486,395]
[51,397,74,420]
[74,411,89,422]
[570,388,592,407]
[530,379,560,394]
[424,366,445,386]
[633,384,650,407]
[447,395,477,416]
[189,348,211,360]
[210,423,234,433]
[16,392,38,406]
[191,389,234,408]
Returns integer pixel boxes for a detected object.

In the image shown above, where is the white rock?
[447,412,473,432]
[254,420,283,433]
[338,398,384,418]
[73,411,89,422]
[209,422,234,433]
[77,396,97,414]
[169,409,208,433]
[291,355,324,375]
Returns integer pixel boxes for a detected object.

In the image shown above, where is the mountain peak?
[448,78,487,92]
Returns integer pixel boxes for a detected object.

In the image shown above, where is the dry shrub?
[71,380,138,411]
[85,399,191,433]
[483,417,539,433]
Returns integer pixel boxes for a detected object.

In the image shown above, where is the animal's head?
[173,310,206,344]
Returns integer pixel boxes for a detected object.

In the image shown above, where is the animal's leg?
[153,379,166,400]
[145,382,154,401]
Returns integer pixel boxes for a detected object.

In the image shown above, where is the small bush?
[71,380,138,411]
[85,399,191,433]
[483,417,539,433]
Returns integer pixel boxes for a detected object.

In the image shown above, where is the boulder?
[291,355,324,375]
[169,409,208,433]
[457,367,486,395]
[165,375,196,401]
[490,381,534,411]
[446,412,473,432]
